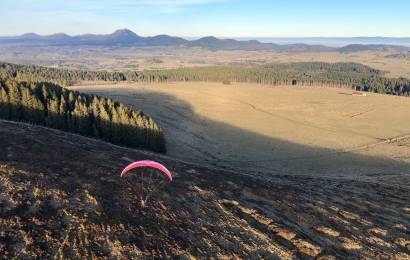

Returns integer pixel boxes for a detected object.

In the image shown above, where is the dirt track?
[0,120,409,258]
[71,82,410,182]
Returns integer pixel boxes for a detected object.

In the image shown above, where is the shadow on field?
[81,87,410,182]
[0,118,409,258]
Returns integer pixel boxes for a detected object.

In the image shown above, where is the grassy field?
[1,45,409,77]
[71,82,410,179]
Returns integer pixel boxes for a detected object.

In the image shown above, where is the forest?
[1,61,410,96]
[0,78,166,153]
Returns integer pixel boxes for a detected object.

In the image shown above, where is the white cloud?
[2,0,228,15]
[61,0,226,10]
[117,0,223,5]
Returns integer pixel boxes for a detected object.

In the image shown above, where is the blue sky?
[1,0,409,37]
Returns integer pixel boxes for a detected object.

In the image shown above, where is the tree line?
[0,63,126,86]
[0,78,166,153]
[1,61,410,96]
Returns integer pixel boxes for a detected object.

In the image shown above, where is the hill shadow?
[1,95,410,258]
[81,86,410,184]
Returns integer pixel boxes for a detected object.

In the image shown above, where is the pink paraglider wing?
[120,160,173,181]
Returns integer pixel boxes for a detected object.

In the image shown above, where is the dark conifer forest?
[1,62,410,96]
[0,79,166,153]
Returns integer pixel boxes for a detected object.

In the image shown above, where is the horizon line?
[1,29,410,39]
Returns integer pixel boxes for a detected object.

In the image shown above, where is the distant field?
[1,45,409,78]
[71,82,410,179]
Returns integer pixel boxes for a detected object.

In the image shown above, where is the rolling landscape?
[1,30,410,78]
[2,29,410,52]
[1,0,410,259]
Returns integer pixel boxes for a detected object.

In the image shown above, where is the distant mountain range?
[239,37,410,47]
[1,29,409,53]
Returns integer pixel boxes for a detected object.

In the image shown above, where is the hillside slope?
[0,120,409,258]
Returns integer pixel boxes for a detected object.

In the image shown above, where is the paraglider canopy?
[120,160,173,181]
[120,160,173,208]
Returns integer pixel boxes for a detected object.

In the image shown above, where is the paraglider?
[120,160,173,207]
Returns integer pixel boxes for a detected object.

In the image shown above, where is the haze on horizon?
[1,0,410,38]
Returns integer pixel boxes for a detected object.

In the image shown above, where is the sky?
[1,0,409,37]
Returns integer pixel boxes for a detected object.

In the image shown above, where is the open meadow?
[1,45,409,77]
[71,82,410,181]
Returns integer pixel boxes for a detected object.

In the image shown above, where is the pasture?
[71,82,410,180]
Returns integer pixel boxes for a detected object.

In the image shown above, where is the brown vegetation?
[0,120,409,258]
[72,82,410,179]
[0,46,409,78]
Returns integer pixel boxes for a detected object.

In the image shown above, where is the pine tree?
[0,83,10,119]
[98,98,111,141]
[59,94,68,130]
[0,77,167,153]
[8,80,22,120]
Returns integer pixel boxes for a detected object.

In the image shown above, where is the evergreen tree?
[0,78,166,153]
[2,61,410,96]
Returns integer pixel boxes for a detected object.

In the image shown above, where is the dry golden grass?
[71,82,410,180]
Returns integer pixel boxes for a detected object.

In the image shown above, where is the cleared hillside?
[0,120,409,258]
